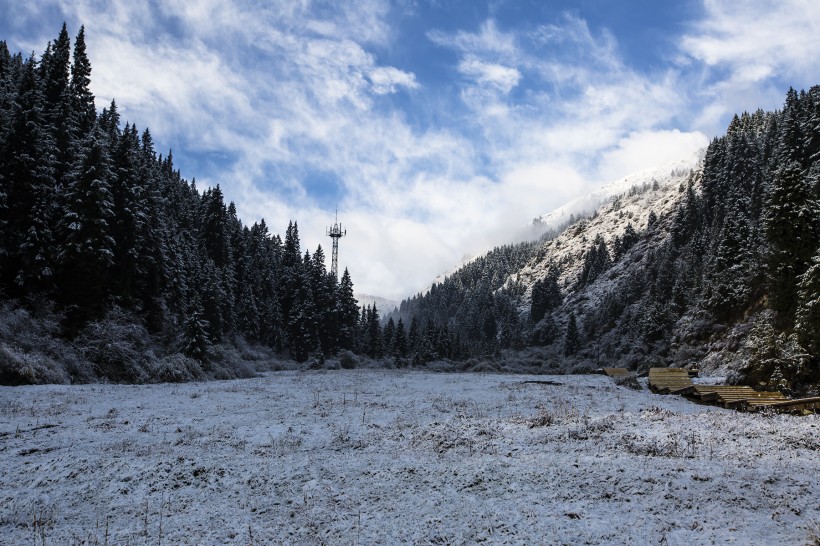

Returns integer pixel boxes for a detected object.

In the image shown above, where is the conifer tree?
[70,26,95,136]
[393,317,408,357]
[336,268,359,351]
[563,312,581,356]
[383,317,396,355]
[795,249,820,357]
[182,302,211,362]
[763,159,820,315]
[2,55,58,294]
[57,122,115,315]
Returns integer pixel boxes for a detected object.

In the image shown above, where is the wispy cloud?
[679,0,820,132]
[458,56,521,94]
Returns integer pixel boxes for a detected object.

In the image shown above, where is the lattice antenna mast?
[326,210,346,279]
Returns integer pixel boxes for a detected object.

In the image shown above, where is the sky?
[3,0,820,301]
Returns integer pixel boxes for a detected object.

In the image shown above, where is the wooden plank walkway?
[648,368,693,394]
[647,369,818,415]
[742,396,820,414]
[688,385,786,408]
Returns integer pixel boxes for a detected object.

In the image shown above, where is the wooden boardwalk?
[647,367,818,415]
[687,385,786,408]
[648,368,693,394]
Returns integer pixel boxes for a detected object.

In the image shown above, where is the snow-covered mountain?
[421,152,704,300]
[355,293,400,314]
[533,149,704,231]
[511,151,704,307]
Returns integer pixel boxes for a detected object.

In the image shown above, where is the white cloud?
[458,56,521,94]
[680,0,820,133]
[428,19,518,57]
[367,66,419,94]
[596,130,710,182]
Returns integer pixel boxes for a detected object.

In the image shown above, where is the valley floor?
[1,370,818,545]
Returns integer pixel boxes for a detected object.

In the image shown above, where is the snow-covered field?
[1,371,818,545]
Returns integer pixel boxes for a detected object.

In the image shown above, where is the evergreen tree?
[2,55,58,294]
[530,268,561,323]
[763,160,820,316]
[578,235,611,287]
[795,249,820,357]
[336,268,359,351]
[56,122,115,315]
[70,25,95,136]
[286,251,317,361]
[563,312,581,356]
[182,302,211,362]
[365,304,383,358]
[393,317,408,357]
[408,315,420,354]
[383,317,396,355]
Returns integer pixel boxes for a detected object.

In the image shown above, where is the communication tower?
[326,210,346,279]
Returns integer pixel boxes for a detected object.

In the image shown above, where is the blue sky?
[3,0,820,300]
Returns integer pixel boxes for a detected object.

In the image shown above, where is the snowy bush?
[613,374,642,390]
[0,343,71,385]
[425,359,460,373]
[0,302,87,384]
[207,344,257,379]
[338,350,357,369]
[149,353,203,383]
[466,359,500,373]
[324,358,341,370]
[74,306,154,383]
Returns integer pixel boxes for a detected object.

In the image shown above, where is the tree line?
[0,25,367,381]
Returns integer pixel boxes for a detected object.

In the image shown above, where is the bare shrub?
[338,350,357,370]
[74,306,154,383]
[528,409,555,428]
[806,522,820,546]
[619,431,697,458]
[149,354,203,383]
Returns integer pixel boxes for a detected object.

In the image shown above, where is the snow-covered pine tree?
[56,122,116,316]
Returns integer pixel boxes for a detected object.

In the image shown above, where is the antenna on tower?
[326,209,346,279]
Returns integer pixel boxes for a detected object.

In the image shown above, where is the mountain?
[533,149,703,231]
[391,89,820,395]
[517,151,703,304]
[355,293,400,315]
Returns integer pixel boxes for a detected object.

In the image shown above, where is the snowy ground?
[1,371,818,545]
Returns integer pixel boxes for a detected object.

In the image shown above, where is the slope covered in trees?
[394,88,820,393]
[0,25,364,384]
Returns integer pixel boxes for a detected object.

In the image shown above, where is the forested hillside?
[0,25,363,384]
[394,88,820,393]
